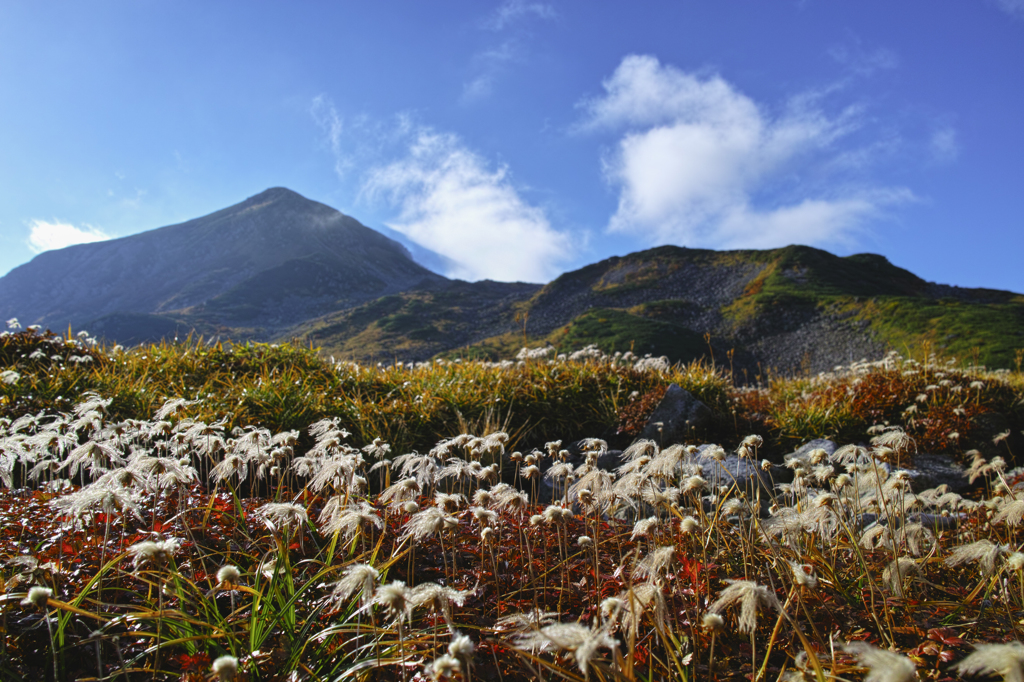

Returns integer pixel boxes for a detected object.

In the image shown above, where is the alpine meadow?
[1,311,1024,680]
[3,2,1024,680]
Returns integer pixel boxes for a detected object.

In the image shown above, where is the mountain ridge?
[2,188,1021,373]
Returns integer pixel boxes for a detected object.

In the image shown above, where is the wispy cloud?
[463,1,556,103]
[26,219,111,254]
[929,125,959,164]
[992,0,1024,19]
[461,40,519,103]
[578,54,911,250]
[311,95,348,178]
[829,40,899,76]
[362,129,570,282]
[482,0,557,31]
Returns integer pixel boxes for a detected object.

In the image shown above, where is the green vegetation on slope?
[846,295,1024,369]
[136,242,1023,374]
[550,306,708,363]
[0,328,730,456]
[712,245,1024,368]
[3,327,1023,463]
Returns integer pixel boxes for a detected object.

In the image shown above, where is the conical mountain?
[0,188,445,335]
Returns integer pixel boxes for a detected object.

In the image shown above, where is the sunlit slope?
[307,244,1023,370]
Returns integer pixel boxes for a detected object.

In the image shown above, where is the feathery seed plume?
[515,622,618,678]
[329,563,380,609]
[957,641,1024,682]
[709,579,781,634]
[843,641,917,682]
[946,539,1008,578]
[631,516,659,540]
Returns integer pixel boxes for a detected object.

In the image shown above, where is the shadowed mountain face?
[0,188,445,334]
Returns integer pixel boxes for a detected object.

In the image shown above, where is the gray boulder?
[971,411,1023,465]
[898,451,971,496]
[789,439,838,460]
[638,384,712,445]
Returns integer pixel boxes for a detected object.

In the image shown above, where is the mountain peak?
[242,186,307,205]
[0,188,445,332]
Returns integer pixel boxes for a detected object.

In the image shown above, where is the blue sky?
[1,1,1022,290]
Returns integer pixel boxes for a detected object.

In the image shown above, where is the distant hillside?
[2,188,1021,374]
[291,279,541,362]
[288,243,1024,373]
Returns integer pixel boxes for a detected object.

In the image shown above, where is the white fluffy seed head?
[22,586,52,609]
[217,565,241,585]
[211,655,239,681]
[684,475,706,493]
[601,596,624,620]
[706,446,726,462]
[375,581,412,620]
[448,631,476,659]
[543,505,563,524]
[742,434,763,448]
[702,612,725,633]
[431,654,461,680]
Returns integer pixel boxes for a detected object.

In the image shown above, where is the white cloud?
[929,125,959,164]
[462,75,495,102]
[362,130,570,282]
[713,192,911,249]
[26,219,111,254]
[579,55,909,250]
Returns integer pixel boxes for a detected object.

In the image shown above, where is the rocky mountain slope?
[3,188,1021,374]
[0,188,445,340]
[497,245,1024,375]
[301,243,1022,374]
